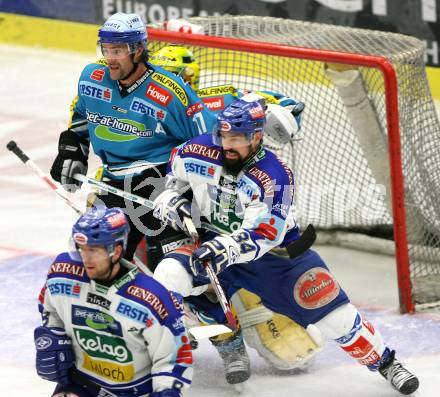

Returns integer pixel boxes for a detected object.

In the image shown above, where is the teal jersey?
[69,60,216,178]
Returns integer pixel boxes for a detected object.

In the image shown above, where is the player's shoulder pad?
[197,84,238,98]
[177,134,222,163]
[245,150,294,199]
[46,252,88,282]
[78,60,111,84]
[148,68,190,107]
[119,272,183,326]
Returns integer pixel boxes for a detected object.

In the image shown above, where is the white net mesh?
[148,16,440,310]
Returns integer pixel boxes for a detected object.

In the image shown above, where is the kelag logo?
[75,328,133,363]
[72,305,123,336]
[79,81,112,102]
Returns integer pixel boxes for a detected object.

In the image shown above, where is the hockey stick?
[183,217,238,331]
[73,173,220,234]
[6,142,231,338]
[6,140,83,215]
[285,224,316,258]
[74,173,315,328]
[69,368,117,396]
[76,172,317,259]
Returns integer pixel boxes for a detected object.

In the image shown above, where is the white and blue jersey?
[161,134,349,328]
[166,133,300,260]
[38,253,193,395]
[69,60,216,179]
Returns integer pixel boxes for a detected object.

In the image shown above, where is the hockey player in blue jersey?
[152,98,420,395]
[50,13,216,263]
[35,206,192,397]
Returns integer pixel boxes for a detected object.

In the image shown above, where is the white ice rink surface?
[0,44,439,396]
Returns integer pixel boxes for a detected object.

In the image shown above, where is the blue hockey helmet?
[98,13,147,45]
[72,206,130,255]
[214,97,266,146]
[97,13,147,59]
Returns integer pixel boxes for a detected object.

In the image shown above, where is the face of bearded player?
[220,130,263,174]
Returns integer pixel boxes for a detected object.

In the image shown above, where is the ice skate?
[210,328,251,385]
[379,349,419,395]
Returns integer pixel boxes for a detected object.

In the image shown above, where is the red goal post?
[147,17,440,314]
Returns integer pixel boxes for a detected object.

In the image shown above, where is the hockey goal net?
[147,16,440,313]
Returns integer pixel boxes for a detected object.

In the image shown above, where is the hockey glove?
[50,129,89,192]
[191,235,240,277]
[149,389,182,397]
[153,190,194,234]
[34,326,75,384]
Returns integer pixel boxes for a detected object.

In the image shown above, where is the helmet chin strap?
[120,50,145,81]
[120,56,139,81]
[99,246,121,283]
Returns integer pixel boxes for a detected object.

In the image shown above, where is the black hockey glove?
[50,129,89,192]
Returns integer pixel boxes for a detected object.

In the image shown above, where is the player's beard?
[223,149,249,174]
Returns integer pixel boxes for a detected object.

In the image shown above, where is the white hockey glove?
[191,235,240,276]
[153,190,193,234]
[265,102,304,144]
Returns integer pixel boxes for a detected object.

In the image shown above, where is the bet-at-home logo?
[86,110,151,142]
[72,305,123,336]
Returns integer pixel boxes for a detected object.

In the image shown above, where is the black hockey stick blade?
[285,224,316,259]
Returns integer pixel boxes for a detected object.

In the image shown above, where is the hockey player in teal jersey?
[50,13,216,262]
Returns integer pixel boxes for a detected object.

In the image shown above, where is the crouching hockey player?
[152,98,420,395]
[150,45,320,380]
[35,206,192,397]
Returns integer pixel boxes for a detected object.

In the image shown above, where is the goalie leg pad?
[232,288,322,370]
[314,303,386,369]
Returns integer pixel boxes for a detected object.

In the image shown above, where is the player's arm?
[170,82,217,139]
[50,71,91,191]
[153,145,195,234]
[144,292,193,395]
[34,265,75,385]
[191,174,297,276]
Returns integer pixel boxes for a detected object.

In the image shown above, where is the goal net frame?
[147,21,434,314]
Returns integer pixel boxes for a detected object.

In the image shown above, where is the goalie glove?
[265,101,305,144]
[153,190,193,234]
[191,235,240,277]
[50,129,89,192]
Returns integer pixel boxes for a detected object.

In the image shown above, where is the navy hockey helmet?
[72,206,130,255]
[215,97,266,146]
